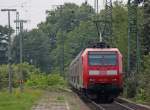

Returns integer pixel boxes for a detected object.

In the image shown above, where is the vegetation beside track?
[0,63,41,89]
[0,63,68,110]
[0,63,68,90]
[0,88,43,110]
[26,73,68,90]
[135,55,150,104]
[0,0,149,106]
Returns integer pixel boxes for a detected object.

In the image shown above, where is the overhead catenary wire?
[0,0,31,31]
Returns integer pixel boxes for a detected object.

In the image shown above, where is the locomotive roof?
[82,48,121,55]
[69,48,122,67]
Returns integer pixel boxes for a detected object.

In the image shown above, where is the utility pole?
[14,19,27,92]
[59,5,65,77]
[15,12,20,37]
[85,0,88,4]
[94,0,96,12]
[94,0,99,13]
[61,31,64,77]
[1,9,16,94]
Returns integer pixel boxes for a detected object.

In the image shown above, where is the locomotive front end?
[84,48,123,102]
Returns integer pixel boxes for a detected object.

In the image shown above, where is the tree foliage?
[136,55,150,102]
[0,25,10,64]
[143,0,150,54]
[13,29,51,72]
[12,2,129,73]
[13,3,95,73]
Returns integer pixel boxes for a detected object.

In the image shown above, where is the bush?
[26,73,67,89]
[125,77,137,98]
[135,88,147,103]
[47,74,66,86]
[0,63,41,89]
[124,55,150,103]
[0,65,8,89]
[26,74,48,88]
[135,55,150,102]
[0,63,67,91]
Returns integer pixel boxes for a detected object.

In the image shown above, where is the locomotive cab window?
[88,51,117,66]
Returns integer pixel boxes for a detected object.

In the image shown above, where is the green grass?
[56,96,65,101]
[0,88,43,110]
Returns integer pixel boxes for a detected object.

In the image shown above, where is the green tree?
[112,1,128,70]
[0,25,13,64]
[38,3,95,72]
[143,0,150,54]
[13,29,51,72]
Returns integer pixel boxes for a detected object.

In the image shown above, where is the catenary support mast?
[93,0,112,44]
[127,0,143,74]
[14,19,27,92]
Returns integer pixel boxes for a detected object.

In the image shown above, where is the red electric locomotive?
[69,43,123,102]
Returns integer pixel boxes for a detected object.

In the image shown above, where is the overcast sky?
[0,0,127,30]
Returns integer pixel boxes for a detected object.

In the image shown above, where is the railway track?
[87,99,150,110]
[78,94,150,110]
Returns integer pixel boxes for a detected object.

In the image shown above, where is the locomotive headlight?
[89,70,99,75]
[89,78,95,81]
[107,70,117,75]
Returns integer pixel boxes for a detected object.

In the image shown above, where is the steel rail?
[91,101,106,110]
[74,90,150,110]
[114,101,135,110]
